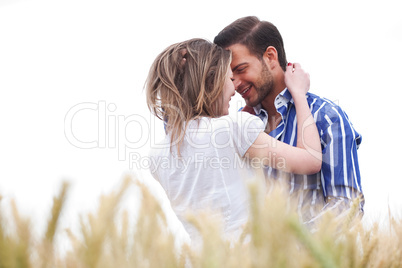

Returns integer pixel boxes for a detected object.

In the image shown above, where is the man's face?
[228,43,274,107]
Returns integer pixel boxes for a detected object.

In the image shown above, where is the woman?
[146,38,321,243]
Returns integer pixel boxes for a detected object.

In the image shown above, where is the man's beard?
[250,61,274,107]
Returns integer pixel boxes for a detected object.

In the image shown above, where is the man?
[214,16,364,226]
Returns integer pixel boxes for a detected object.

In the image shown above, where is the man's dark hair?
[214,16,287,71]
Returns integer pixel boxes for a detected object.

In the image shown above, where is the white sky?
[0,0,401,241]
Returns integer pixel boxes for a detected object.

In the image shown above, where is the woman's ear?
[263,46,279,69]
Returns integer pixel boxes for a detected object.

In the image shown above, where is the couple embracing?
[146,16,363,244]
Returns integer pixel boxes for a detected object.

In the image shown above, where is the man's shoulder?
[307,92,338,108]
[306,92,356,130]
[307,92,348,116]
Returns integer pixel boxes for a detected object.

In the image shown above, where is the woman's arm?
[245,63,322,175]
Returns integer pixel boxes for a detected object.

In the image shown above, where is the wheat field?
[0,176,401,268]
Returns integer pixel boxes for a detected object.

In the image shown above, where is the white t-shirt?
[149,112,264,244]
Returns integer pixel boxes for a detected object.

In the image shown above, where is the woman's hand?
[284,63,310,99]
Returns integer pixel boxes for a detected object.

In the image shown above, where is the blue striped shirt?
[251,88,364,223]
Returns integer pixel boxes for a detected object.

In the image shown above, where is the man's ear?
[263,46,279,69]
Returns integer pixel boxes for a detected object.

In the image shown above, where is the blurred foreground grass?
[0,177,401,268]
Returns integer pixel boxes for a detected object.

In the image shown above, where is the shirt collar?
[252,88,293,116]
[252,103,264,116]
[251,103,268,125]
[276,88,293,106]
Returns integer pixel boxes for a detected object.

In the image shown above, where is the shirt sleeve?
[230,112,265,157]
[320,105,363,204]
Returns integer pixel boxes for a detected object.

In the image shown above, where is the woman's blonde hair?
[146,38,232,153]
